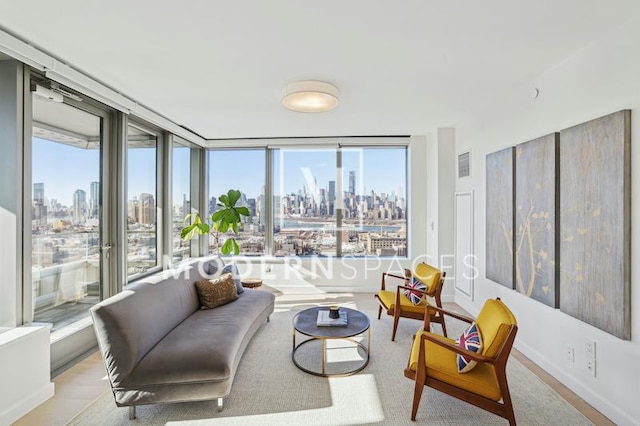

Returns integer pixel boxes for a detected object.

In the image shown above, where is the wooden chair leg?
[502,387,516,425]
[391,315,400,341]
[377,305,382,320]
[411,372,426,421]
[440,317,447,337]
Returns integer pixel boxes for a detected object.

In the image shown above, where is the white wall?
[437,128,456,300]
[0,325,54,424]
[455,17,640,426]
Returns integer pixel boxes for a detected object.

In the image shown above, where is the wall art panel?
[559,110,631,339]
[485,147,514,289]
[514,133,559,308]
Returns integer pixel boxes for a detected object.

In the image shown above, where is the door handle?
[101,244,112,259]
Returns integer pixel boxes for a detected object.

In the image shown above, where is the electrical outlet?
[565,346,574,363]
[586,359,596,377]
[585,338,596,360]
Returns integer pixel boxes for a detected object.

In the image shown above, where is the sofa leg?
[267,315,270,322]
[217,397,224,412]
[129,406,136,420]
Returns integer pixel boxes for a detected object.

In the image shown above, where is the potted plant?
[180,189,250,255]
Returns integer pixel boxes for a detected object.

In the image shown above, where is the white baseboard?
[515,340,633,426]
[0,382,54,425]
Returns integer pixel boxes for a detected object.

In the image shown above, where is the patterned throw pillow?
[403,276,427,305]
[455,321,483,373]
[195,273,238,309]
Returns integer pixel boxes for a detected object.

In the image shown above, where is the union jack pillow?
[403,276,426,305]
[455,321,483,373]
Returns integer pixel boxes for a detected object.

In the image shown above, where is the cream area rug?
[68,293,592,425]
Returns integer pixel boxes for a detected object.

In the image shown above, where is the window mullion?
[265,148,274,257]
[336,148,342,257]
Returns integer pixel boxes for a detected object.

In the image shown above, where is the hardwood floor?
[14,296,614,425]
[13,351,109,426]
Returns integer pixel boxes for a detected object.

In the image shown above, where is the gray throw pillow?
[222,263,244,294]
[202,256,225,276]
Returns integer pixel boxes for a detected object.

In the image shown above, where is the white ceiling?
[1,0,640,140]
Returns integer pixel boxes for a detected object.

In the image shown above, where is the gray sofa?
[90,257,275,419]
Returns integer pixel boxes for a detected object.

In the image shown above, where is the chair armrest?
[420,332,494,364]
[425,305,474,323]
[381,272,409,291]
[384,272,406,280]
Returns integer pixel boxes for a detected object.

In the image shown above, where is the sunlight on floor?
[165,374,385,426]
[274,292,359,313]
[326,338,366,363]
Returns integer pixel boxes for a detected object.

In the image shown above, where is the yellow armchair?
[374,263,447,341]
[404,298,518,424]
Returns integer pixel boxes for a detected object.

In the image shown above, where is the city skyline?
[208,148,407,205]
[33,139,406,208]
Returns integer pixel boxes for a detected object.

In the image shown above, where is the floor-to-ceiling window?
[271,146,407,257]
[22,73,200,370]
[126,124,159,277]
[30,84,107,337]
[341,147,408,257]
[273,148,337,256]
[172,137,191,262]
[205,143,408,258]
[208,149,266,256]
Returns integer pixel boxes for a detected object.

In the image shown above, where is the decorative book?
[317,310,348,327]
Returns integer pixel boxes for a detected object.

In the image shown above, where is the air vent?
[458,151,470,178]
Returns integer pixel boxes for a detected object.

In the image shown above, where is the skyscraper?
[33,182,44,203]
[349,171,356,196]
[328,180,335,216]
[89,181,99,218]
[128,196,139,223]
[246,198,256,222]
[139,193,155,225]
[73,189,87,225]
[33,182,47,227]
[182,193,190,219]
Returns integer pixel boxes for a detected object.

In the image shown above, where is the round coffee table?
[292,306,370,377]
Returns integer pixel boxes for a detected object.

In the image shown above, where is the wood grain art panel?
[486,147,514,288]
[559,110,631,339]
[514,133,559,308]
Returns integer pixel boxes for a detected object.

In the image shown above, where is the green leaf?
[231,221,238,234]
[196,223,210,234]
[212,209,233,223]
[235,206,250,216]
[183,212,201,224]
[218,194,230,207]
[227,189,241,207]
[230,238,240,255]
[230,209,241,224]
[221,238,240,255]
[217,221,230,233]
[221,238,235,255]
[180,223,197,240]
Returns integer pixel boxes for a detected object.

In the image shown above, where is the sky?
[32,137,99,206]
[32,138,406,207]
[33,137,158,206]
[208,147,407,202]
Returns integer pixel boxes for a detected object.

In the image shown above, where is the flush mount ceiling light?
[282,80,339,113]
